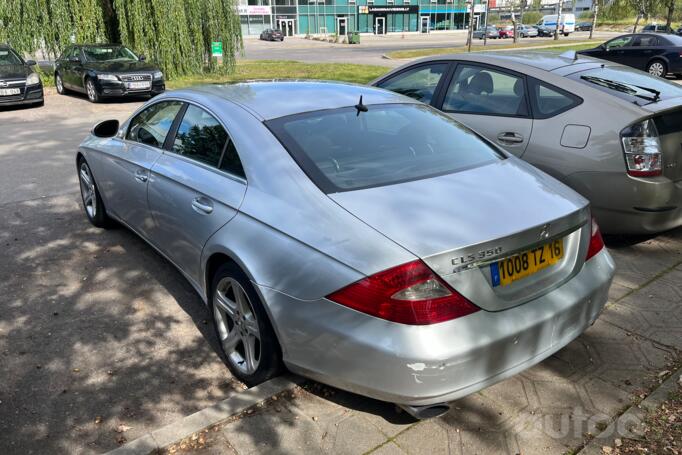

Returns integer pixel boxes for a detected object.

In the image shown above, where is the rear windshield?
[569,66,682,104]
[266,103,504,193]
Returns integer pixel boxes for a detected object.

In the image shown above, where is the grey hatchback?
[373,52,682,234]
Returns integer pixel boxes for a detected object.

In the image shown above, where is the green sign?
[211,41,223,57]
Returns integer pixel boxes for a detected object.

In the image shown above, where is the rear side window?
[266,103,503,193]
[377,64,447,104]
[443,64,528,116]
[127,101,183,148]
[172,105,245,178]
[529,80,581,119]
[632,35,659,46]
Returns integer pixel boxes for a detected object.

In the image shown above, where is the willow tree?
[0,0,242,78]
[114,0,242,78]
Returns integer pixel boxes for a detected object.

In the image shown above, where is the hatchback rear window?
[570,66,682,103]
[266,103,504,193]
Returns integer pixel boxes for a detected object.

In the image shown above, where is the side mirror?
[69,56,81,63]
[92,119,120,138]
[138,54,146,61]
[25,59,37,66]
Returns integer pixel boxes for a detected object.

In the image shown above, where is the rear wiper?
[580,75,659,102]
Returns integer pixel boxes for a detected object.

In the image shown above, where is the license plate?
[126,81,150,90]
[0,88,20,96]
[490,239,564,287]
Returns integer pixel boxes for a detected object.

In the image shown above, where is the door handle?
[191,197,214,214]
[497,132,524,144]
[134,170,148,183]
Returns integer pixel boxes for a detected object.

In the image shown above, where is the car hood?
[86,61,159,73]
[328,158,588,259]
[0,64,30,79]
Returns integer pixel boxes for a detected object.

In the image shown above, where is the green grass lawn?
[167,60,389,89]
[386,40,602,59]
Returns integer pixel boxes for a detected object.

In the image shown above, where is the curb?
[577,365,682,455]
[105,374,305,455]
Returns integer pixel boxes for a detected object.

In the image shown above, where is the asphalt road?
[0,93,243,454]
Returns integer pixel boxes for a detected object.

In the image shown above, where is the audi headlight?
[152,71,163,80]
[26,73,40,86]
[97,74,119,81]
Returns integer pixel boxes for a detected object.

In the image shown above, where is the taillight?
[621,119,662,177]
[326,260,479,325]
[586,217,605,261]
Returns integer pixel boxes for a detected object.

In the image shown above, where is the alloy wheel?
[78,162,97,219]
[648,62,665,77]
[213,277,261,375]
[86,80,97,101]
[56,75,64,93]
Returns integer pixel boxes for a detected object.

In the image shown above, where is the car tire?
[78,158,112,228]
[55,73,66,95]
[563,32,569,37]
[647,59,667,78]
[85,78,100,103]
[210,262,282,387]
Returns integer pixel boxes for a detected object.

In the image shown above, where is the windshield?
[0,49,23,66]
[83,46,138,62]
[570,66,682,104]
[266,104,504,193]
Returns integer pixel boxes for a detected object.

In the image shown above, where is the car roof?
[179,81,418,120]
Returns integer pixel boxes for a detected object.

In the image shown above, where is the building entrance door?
[337,17,347,36]
[375,17,386,35]
[420,16,430,33]
[278,19,295,36]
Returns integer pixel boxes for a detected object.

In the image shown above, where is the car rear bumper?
[566,172,682,234]
[0,84,43,107]
[260,249,615,406]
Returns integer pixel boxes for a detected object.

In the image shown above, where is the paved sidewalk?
[157,228,682,455]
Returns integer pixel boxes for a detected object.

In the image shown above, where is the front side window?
[266,104,504,193]
[606,35,633,49]
[377,63,447,104]
[529,80,581,119]
[0,48,23,66]
[83,46,138,62]
[127,101,183,148]
[443,64,528,116]
[172,105,245,177]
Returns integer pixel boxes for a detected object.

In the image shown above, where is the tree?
[0,0,242,78]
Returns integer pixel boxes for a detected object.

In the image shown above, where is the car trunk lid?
[329,159,591,311]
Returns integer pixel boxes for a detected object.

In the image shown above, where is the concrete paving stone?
[458,430,512,455]
[368,441,408,455]
[326,414,390,455]
[608,245,679,289]
[595,366,652,394]
[220,406,326,455]
[618,282,680,311]
[439,392,510,431]
[533,380,582,410]
[607,281,634,302]
[514,412,589,455]
[478,377,530,418]
[393,421,450,455]
[599,304,651,335]
[580,377,631,415]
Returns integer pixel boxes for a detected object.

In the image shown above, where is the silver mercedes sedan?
[372,52,682,234]
[77,82,615,418]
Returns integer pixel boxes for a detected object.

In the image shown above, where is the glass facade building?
[238,0,483,36]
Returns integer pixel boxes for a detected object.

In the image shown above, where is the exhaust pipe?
[398,403,451,420]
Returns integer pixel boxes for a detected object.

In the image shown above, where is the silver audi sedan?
[372,52,682,234]
[77,81,615,418]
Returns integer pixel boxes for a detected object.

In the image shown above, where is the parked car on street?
[77,81,614,419]
[473,26,499,39]
[575,21,593,32]
[0,43,44,108]
[535,25,554,37]
[536,13,576,36]
[54,44,165,103]
[517,24,539,37]
[499,25,515,38]
[578,33,682,77]
[642,24,675,34]
[260,28,284,41]
[373,52,682,234]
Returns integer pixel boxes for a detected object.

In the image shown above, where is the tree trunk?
[100,0,120,43]
[633,13,640,33]
[665,0,675,28]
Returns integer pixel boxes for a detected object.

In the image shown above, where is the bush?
[579,11,594,19]
[521,11,542,25]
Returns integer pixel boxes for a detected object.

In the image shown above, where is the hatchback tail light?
[326,260,479,325]
[621,119,662,177]
[586,216,605,261]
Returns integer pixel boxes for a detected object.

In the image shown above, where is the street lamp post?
[483,0,489,46]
